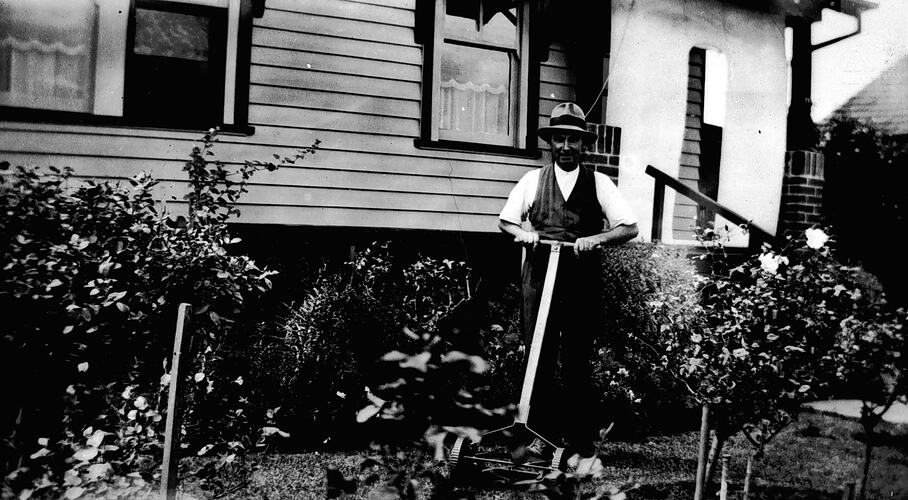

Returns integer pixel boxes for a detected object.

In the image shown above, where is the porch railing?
[645,165,779,249]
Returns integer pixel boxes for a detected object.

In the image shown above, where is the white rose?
[805,228,829,249]
[759,253,780,274]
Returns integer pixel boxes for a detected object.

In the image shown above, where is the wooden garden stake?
[161,303,192,500]
[841,481,856,500]
[743,450,754,499]
[693,404,710,500]
[719,453,730,500]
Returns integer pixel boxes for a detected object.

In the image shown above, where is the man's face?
[550,132,583,171]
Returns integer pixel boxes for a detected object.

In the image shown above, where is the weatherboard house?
[0,0,875,254]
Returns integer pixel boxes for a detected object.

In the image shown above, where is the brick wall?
[583,124,621,183]
[780,150,825,234]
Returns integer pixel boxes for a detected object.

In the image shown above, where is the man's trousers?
[520,246,602,456]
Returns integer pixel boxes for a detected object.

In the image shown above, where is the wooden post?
[693,404,710,500]
[161,303,192,500]
[651,175,665,242]
[743,450,754,500]
[719,453,730,500]
[841,481,856,500]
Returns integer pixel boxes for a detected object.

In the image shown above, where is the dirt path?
[803,399,908,423]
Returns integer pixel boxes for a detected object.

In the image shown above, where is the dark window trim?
[417,0,437,142]
[416,0,539,157]
[0,107,253,135]
[233,0,254,127]
[413,138,541,159]
[525,1,541,151]
[133,0,218,17]
[126,0,227,129]
[251,0,265,18]
[0,0,255,136]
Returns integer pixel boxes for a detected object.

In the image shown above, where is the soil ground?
[181,410,908,499]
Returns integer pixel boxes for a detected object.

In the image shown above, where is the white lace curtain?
[0,0,97,112]
[439,79,509,135]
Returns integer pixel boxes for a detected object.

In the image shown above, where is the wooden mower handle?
[538,240,575,247]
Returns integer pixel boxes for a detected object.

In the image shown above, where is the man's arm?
[574,223,639,253]
[499,219,539,245]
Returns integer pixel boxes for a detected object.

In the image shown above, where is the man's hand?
[572,225,639,255]
[514,229,540,246]
[573,235,601,254]
[498,219,539,247]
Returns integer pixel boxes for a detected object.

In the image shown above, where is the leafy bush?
[473,283,525,409]
[8,380,168,500]
[631,226,907,491]
[347,245,679,499]
[820,116,908,302]
[441,243,706,441]
[249,242,476,448]
[689,229,898,443]
[595,243,706,437]
[1,131,314,498]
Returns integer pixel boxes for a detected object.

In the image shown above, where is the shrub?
[692,229,890,441]
[251,240,711,450]
[596,243,706,437]
[820,116,908,303]
[474,282,525,409]
[1,131,314,498]
[633,226,907,491]
[249,242,475,448]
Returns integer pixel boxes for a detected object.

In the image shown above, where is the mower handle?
[538,240,574,247]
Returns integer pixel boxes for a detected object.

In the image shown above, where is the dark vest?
[528,164,604,242]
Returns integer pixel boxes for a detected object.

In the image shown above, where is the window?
[421,0,531,151]
[0,0,99,113]
[0,0,253,132]
[126,2,226,128]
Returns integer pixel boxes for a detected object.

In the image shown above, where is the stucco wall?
[607,0,788,244]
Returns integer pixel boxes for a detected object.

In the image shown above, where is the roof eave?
[792,0,879,21]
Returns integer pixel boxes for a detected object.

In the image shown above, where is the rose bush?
[631,225,905,494]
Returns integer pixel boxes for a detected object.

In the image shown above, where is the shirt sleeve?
[594,172,638,228]
[499,170,538,225]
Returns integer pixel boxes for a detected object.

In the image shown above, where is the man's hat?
[537,102,597,145]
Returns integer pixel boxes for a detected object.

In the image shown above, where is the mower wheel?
[551,446,567,472]
[447,437,472,479]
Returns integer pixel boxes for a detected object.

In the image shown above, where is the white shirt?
[499,163,638,230]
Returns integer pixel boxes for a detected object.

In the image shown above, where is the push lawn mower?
[448,240,575,481]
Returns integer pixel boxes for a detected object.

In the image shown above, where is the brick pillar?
[780,150,825,234]
[582,124,621,184]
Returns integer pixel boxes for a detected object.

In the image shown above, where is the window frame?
[125,0,229,129]
[415,0,538,158]
[0,0,257,135]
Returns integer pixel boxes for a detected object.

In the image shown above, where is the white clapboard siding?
[0,0,577,233]
[673,50,705,240]
[253,29,422,65]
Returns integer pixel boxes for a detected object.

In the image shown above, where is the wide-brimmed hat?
[537,102,597,145]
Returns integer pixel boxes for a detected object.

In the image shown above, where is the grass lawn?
[185,410,908,499]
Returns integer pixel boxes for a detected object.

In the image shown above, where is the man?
[498,102,638,458]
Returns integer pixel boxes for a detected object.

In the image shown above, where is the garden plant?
[2,126,905,500]
[0,130,316,499]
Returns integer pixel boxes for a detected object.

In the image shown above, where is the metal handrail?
[645,165,780,248]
